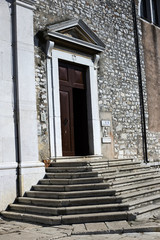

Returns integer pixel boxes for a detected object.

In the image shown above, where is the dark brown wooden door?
[59,61,89,156]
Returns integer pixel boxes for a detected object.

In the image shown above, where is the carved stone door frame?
[47,44,101,158]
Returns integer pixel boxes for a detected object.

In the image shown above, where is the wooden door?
[60,86,74,156]
[59,61,89,156]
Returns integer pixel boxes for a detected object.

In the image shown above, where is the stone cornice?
[14,0,36,10]
[44,31,105,53]
[44,19,105,54]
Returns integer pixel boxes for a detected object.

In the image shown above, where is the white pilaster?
[88,58,101,155]
[46,41,57,157]
[14,0,44,195]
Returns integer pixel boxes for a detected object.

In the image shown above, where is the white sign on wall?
[101,120,111,127]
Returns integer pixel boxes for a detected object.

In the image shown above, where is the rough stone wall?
[35,46,50,161]
[33,0,159,161]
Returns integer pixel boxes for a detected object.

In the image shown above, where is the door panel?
[59,65,70,86]
[60,86,74,156]
[69,67,85,89]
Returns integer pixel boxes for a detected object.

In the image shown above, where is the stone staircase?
[1,158,160,225]
[89,158,160,217]
[1,160,133,225]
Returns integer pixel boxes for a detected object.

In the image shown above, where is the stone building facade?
[0,0,160,211]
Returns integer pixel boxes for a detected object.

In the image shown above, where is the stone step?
[107,159,135,164]
[1,211,61,225]
[89,161,135,168]
[114,179,160,193]
[45,172,99,179]
[9,203,129,215]
[39,177,104,185]
[46,166,92,173]
[89,158,133,164]
[128,194,160,209]
[101,162,140,168]
[49,161,88,167]
[121,186,160,201]
[1,211,134,225]
[52,156,102,162]
[130,203,160,215]
[17,196,122,207]
[103,169,158,181]
[107,162,140,167]
[4,157,160,226]
[89,162,110,166]
[96,165,151,175]
[110,173,160,187]
[33,183,109,192]
[26,189,116,199]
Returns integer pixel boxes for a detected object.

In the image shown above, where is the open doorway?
[59,61,89,156]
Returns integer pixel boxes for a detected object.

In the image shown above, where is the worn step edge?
[1,211,134,225]
[39,177,104,185]
[1,211,61,225]
[45,172,99,179]
[100,166,153,175]
[9,203,129,215]
[121,186,160,200]
[103,162,141,167]
[110,173,160,186]
[114,179,160,192]
[17,196,122,207]
[33,183,109,192]
[89,161,138,168]
[46,167,92,172]
[49,162,88,167]
[128,194,160,208]
[89,160,134,165]
[92,165,142,171]
[52,156,102,162]
[61,211,135,224]
[26,189,116,199]
[101,162,141,167]
[89,158,133,163]
[103,169,158,180]
[130,203,160,215]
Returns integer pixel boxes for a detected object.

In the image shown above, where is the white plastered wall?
[0,0,17,210]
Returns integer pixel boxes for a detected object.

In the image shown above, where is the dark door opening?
[59,61,89,156]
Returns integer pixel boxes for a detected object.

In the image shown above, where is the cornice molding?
[14,0,36,10]
[44,19,105,54]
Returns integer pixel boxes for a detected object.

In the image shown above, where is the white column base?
[0,163,17,211]
[20,162,45,196]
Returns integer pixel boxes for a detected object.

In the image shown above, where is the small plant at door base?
[43,159,51,168]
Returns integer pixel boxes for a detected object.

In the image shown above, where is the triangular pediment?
[45,19,105,53]
[59,27,96,44]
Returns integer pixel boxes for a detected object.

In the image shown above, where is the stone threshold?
[50,155,103,162]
